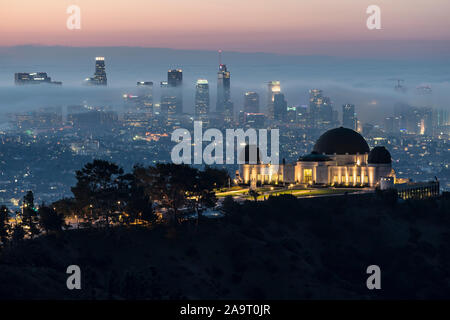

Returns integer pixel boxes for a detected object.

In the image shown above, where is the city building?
[216,64,233,124]
[14,72,62,85]
[160,80,178,126]
[342,104,357,130]
[239,127,395,187]
[195,79,210,125]
[273,93,287,121]
[167,69,183,114]
[380,177,440,200]
[309,89,334,128]
[244,92,259,113]
[11,106,63,130]
[267,81,281,120]
[84,57,107,86]
[136,81,154,113]
[243,113,266,129]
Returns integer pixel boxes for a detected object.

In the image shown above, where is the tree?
[201,166,229,189]
[121,170,156,225]
[71,160,124,227]
[191,167,227,222]
[21,191,40,238]
[38,205,65,233]
[11,224,25,244]
[0,205,11,246]
[249,189,260,202]
[221,196,239,216]
[135,163,197,224]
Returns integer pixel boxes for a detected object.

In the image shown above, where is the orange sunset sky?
[1,0,449,54]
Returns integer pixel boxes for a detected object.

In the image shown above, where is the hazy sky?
[1,0,450,56]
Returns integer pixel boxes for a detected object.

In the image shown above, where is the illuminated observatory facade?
[238,127,395,188]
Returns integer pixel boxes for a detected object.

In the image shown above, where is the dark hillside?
[1,194,449,299]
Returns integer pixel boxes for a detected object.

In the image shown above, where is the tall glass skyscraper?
[167,69,183,114]
[309,89,334,128]
[244,91,259,113]
[160,81,177,125]
[273,93,287,121]
[136,81,153,114]
[84,57,107,86]
[195,79,210,125]
[267,81,281,120]
[216,64,233,124]
[342,104,357,130]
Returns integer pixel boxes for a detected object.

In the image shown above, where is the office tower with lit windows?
[308,89,335,128]
[273,93,287,121]
[160,81,177,125]
[267,81,281,120]
[244,91,259,113]
[195,79,210,125]
[14,72,62,85]
[286,106,297,124]
[244,113,266,129]
[167,69,183,114]
[342,104,357,130]
[122,81,154,128]
[84,57,107,86]
[136,81,154,114]
[216,64,233,124]
[308,89,322,126]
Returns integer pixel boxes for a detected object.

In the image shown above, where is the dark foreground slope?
[1,193,449,300]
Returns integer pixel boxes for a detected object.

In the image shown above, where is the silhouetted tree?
[38,205,65,233]
[201,166,229,188]
[221,196,238,216]
[71,160,124,227]
[52,198,78,218]
[0,205,11,246]
[135,163,197,224]
[191,168,224,222]
[121,169,156,225]
[21,191,40,238]
[249,189,259,202]
[11,224,25,244]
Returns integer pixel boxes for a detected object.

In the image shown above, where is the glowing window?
[303,169,313,183]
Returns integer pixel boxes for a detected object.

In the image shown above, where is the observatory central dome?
[312,127,370,155]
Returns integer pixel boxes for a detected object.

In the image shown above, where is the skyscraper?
[167,69,183,114]
[273,93,287,121]
[308,89,322,127]
[14,72,62,85]
[309,89,334,128]
[84,57,107,86]
[244,92,259,113]
[267,81,281,120]
[136,81,153,114]
[195,79,210,125]
[342,104,357,130]
[160,81,177,125]
[216,64,233,124]
[168,69,183,87]
[94,57,107,85]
